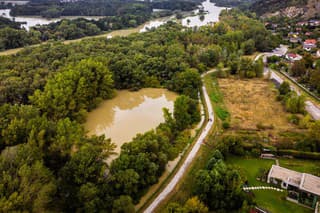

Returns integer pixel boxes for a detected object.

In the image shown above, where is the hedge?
[276,149,320,160]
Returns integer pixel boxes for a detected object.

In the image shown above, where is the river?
[0,9,103,30]
[139,0,226,32]
[84,88,177,159]
[0,0,225,31]
[181,0,226,27]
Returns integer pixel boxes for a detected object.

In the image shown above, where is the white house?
[267,165,320,209]
[285,53,302,61]
[303,39,317,51]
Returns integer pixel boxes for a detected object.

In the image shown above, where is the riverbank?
[85,88,177,162]
[135,86,208,212]
[143,70,216,213]
[0,15,174,56]
[0,0,226,56]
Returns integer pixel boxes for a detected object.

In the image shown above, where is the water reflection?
[181,0,226,27]
[85,88,177,156]
[139,0,226,32]
[0,9,103,30]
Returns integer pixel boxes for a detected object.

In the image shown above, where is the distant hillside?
[250,0,320,19]
[210,0,256,8]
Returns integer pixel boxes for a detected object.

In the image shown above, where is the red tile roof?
[304,39,317,44]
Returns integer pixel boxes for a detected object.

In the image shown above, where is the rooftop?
[300,173,320,197]
[304,39,317,44]
[269,165,302,187]
[268,165,320,196]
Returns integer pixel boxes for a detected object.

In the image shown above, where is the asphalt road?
[256,47,320,121]
[144,71,215,213]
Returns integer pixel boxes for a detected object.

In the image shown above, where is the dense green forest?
[0,1,158,50]
[0,0,203,51]
[167,150,251,212]
[10,0,201,17]
[0,17,21,29]
[0,10,278,212]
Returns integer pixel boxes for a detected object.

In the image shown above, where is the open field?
[153,75,316,213]
[218,77,301,136]
[227,156,313,213]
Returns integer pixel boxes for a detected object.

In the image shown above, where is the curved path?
[144,71,215,213]
[243,186,283,192]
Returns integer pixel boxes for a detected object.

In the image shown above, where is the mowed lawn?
[279,158,320,176]
[226,156,313,213]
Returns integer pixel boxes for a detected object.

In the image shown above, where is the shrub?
[222,121,230,129]
[288,114,300,125]
[215,106,230,121]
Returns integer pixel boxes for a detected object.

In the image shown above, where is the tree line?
[10,0,200,17]
[0,4,154,51]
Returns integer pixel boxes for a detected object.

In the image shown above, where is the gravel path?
[144,71,215,213]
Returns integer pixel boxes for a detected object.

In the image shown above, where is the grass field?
[155,76,317,213]
[226,156,274,185]
[226,156,313,213]
[279,158,320,176]
[204,74,230,122]
[218,77,297,132]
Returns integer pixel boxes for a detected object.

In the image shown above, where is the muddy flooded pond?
[85,88,177,157]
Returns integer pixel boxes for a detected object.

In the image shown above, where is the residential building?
[303,39,317,51]
[285,53,302,61]
[268,165,320,209]
[297,21,309,26]
[305,32,312,36]
[309,20,320,27]
[288,32,301,43]
[289,37,301,43]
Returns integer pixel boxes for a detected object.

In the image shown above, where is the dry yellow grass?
[218,77,296,132]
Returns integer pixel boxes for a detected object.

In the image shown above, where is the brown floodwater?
[85,88,177,156]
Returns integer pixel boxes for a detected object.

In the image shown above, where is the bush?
[285,93,305,114]
[288,114,300,125]
[215,106,230,121]
[210,92,222,103]
[278,81,291,96]
[256,122,274,130]
[222,121,230,129]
